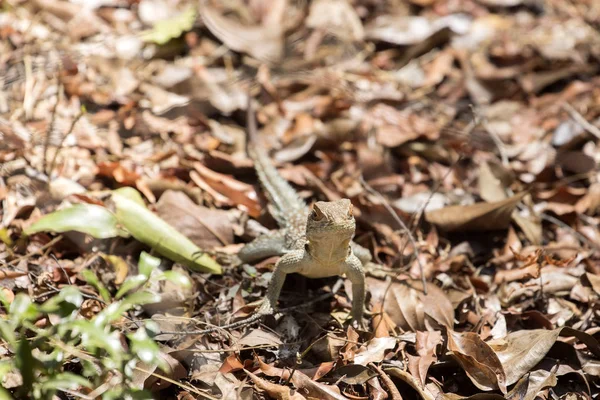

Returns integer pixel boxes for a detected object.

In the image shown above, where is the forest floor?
[1,0,600,399]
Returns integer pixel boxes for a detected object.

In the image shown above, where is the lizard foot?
[256,301,275,317]
[209,250,243,267]
[351,317,369,331]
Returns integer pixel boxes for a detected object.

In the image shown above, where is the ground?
[1,0,600,399]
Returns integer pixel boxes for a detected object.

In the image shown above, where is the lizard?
[181,97,373,335]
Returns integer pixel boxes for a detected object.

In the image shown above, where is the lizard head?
[306,199,356,243]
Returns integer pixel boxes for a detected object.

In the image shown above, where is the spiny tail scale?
[246,97,306,227]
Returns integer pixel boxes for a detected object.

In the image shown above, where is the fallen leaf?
[156,190,235,248]
[354,337,397,366]
[326,364,377,385]
[425,192,526,232]
[447,330,507,393]
[246,370,307,400]
[368,278,454,331]
[488,328,562,386]
[200,2,283,63]
[24,204,123,239]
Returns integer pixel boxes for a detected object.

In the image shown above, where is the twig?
[471,104,510,167]
[359,176,427,294]
[42,82,61,175]
[540,212,600,251]
[9,235,64,266]
[160,278,345,336]
[369,363,403,400]
[47,108,84,177]
[563,102,600,141]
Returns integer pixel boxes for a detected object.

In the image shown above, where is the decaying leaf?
[489,328,562,386]
[368,278,454,331]
[200,2,284,63]
[425,192,527,232]
[447,330,507,393]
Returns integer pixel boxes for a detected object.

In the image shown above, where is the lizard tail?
[246,94,306,223]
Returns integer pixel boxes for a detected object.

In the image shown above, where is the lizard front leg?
[238,230,287,263]
[343,253,367,328]
[257,249,309,316]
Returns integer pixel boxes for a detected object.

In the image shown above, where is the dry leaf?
[447,330,507,393]
[368,278,454,331]
[488,329,562,386]
[246,370,307,400]
[425,192,526,232]
[156,190,236,248]
[200,2,284,63]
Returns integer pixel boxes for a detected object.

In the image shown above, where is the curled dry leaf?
[200,2,283,63]
[326,364,377,385]
[408,330,442,388]
[365,14,471,45]
[256,359,348,400]
[354,337,397,366]
[447,330,507,393]
[193,162,261,218]
[234,328,282,350]
[306,0,364,42]
[425,192,526,232]
[368,278,454,332]
[505,368,557,400]
[246,370,307,400]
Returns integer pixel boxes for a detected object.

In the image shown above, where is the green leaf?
[94,292,160,327]
[0,386,11,400]
[80,270,111,302]
[139,251,161,278]
[128,329,160,365]
[111,188,221,274]
[141,7,196,45]
[16,338,35,390]
[0,228,12,246]
[39,286,83,317]
[115,275,148,300]
[40,372,93,391]
[24,204,124,239]
[120,291,162,309]
[0,319,16,348]
[160,270,191,289]
[70,320,123,357]
[9,294,38,324]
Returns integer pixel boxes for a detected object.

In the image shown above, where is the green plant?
[0,251,189,399]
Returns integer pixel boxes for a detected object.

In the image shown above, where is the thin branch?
[160,278,345,336]
[359,175,427,294]
[42,82,61,175]
[47,109,84,177]
[563,102,600,141]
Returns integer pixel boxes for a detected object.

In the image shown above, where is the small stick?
[47,108,84,177]
[159,279,345,336]
[42,82,61,175]
[359,176,427,294]
[563,102,600,141]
